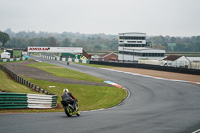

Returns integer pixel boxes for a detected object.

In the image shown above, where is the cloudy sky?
[0,0,199,36]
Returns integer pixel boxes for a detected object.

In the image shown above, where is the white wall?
[118,54,165,61]
[118,47,165,53]
[138,60,162,65]
[189,62,200,69]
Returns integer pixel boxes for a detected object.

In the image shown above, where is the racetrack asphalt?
[1,55,200,133]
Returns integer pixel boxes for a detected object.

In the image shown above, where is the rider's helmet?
[63,88,69,93]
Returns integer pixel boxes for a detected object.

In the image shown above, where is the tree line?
[0,29,200,52]
[2,29,118,51]
[149,35,200,52]
[5,36,118,51]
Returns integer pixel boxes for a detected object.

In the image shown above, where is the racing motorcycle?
[61,100,80,117]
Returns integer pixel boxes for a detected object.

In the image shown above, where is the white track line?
[101,68,200,85]
[192,129,200,133]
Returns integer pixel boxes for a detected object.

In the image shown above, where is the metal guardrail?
[0,93,57,109]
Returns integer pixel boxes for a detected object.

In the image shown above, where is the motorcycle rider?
[62,88,77,111]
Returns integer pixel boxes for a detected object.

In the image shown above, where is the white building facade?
[118,32,165,62]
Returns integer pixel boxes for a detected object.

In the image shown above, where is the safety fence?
[90,61,200,75]
[0,93,57,109]
[0,57,28,62]
[41,55,90,64]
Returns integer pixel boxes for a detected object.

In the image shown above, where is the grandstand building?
[118,32,165,62]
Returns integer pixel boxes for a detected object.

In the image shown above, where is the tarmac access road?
[1,55,200,133]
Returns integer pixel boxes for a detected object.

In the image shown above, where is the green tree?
[151,36,165,45]
[61,38,71,46]
[170,37,176,43]
[196,36,200,42]
[94,44,102,50]
[45,37,59,47]
[0,31,10,50]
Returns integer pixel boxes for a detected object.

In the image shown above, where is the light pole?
[133,49,134,62]
[123,33,124,63]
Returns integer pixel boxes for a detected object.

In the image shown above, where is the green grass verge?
[23,78,127,111]
[0,70,40,94]
[26,62,105,82]
[0,61,127,113]
[13,50,22,57]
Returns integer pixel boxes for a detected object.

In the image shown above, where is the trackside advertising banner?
[28,47,83,53]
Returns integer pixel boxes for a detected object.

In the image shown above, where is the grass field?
[0,61,127,113]
[23,78,126,111]
[27,62,105,82]
[0,70,41,94]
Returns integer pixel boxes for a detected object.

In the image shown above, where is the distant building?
[187,57,200,69]
[187,57,200,62]
[100,52,118,62]
[162,55,190,67]
[91,52,118,62]
[91,55,101,61]
[118,32,165,62]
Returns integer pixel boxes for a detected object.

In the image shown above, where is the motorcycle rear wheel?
[64,106,73,117]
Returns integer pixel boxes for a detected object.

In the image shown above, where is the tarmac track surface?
[1,55,200,133]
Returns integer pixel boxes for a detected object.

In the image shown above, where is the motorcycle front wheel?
[76,108,80,116]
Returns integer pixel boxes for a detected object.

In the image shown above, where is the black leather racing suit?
[62,92,76,109]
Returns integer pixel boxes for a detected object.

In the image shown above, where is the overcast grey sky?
[0,0,199,36]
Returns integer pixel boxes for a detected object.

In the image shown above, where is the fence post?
[32,84,35,90]
[29,83,32,88]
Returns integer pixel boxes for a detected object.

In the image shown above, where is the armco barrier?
[0,93,57,109]
[90,61,200,75]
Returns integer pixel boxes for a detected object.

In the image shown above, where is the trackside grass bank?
[0,61,127,113]
[22,78,126,111]
[26,62,105,83]
[0,70,40,94]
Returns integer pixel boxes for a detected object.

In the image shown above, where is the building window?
[119,36,123,39]
[140,53,164,57]
[127,41,136,43]
[123,44,146,47]
[119,36,146,40]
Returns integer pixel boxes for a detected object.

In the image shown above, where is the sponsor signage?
[28,47,83,53]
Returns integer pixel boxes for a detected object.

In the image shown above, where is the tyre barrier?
[0,93,57,109]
